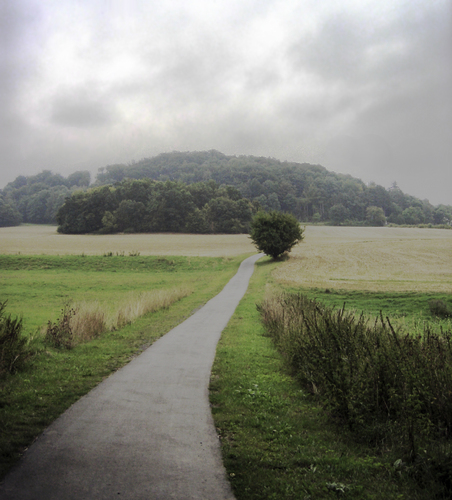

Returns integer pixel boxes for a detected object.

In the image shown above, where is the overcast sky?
[2,0,451,205]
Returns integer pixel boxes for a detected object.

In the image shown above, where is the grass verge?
[210,258,440,499]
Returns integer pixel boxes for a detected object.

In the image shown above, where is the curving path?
[0,253,263,500]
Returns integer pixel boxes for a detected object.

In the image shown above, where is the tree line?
[0,170,90,227]
[56,179,256,234]
[1,150,451,229]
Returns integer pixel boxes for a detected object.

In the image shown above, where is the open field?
[275,226,452,292]
[0,225,256,257]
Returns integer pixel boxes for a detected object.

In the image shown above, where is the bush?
[258,292,452,459]
[249,211,304,259]
[0,301,32,376]
[429,299,452,318]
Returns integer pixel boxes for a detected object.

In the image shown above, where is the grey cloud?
[0,0,451,206]
[49,86,118,127]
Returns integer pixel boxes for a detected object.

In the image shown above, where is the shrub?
[258,292,452,458]
[429,299,452,318]
[249,211,304,259]
[0,301,32,375]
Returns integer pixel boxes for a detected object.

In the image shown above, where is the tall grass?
[258,291,452,496]
[45,287,192,348]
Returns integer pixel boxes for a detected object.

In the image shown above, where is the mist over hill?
[1,151,451,230]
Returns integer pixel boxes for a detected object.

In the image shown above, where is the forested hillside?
[93,150,452,227]
[1,150,451,230]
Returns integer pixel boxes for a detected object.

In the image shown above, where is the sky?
[1,0,451,205]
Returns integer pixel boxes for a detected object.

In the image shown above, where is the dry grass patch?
[275,226,452,292]
[46,287,192,346]
[0,225,255,257]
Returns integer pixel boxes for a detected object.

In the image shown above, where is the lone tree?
[249,211,304,259]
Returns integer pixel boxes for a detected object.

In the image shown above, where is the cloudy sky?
[2,0,451,205]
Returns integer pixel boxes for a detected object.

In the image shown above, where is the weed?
[0,301,32,376]
[69,303,107,342]
[69,288,192,338]
[45,305,75,349]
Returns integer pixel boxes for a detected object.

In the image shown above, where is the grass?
[286,288,452,325]
[210,258,437,499]
[258,292,452,481]
[0,254,245,331]
[0,253,247,478]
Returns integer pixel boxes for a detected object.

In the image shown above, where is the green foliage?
[0,302,32,376]
[258,291,452,496]
[56,178,255,234]
[329,203,350,225]
[0,196,22,227]
[366,205,386,226]
[249,211,304,259]
[2,169,91,225]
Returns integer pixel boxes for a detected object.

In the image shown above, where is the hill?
[1,150,451,229]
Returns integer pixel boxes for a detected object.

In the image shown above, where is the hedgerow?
[258,292,452,497]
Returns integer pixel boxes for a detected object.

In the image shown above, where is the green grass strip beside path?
[210,259,433,500]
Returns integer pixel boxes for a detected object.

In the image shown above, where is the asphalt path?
[0,253,263,500]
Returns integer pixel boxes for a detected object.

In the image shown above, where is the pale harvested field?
[275,226,452,293]
[0,225,256,257]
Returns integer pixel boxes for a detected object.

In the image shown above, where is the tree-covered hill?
[1,150,451,229]
[94,150,452,227]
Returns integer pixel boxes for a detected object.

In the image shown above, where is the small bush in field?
[0,301,32,375]
[429,299,452,318]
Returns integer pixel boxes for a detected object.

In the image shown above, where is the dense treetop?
[1,150,451,229]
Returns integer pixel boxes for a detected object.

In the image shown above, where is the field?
[0,225,256,256]
[1,224,451,497]
[276,226,452,292]
[0,247,246,478]
[1,225,450,293]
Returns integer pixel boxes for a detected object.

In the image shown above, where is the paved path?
[0,253,263,500]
